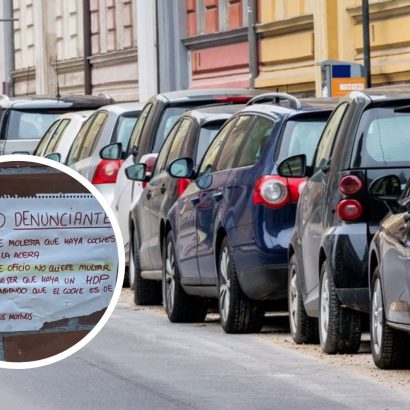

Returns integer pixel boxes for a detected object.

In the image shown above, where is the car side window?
[77,112,108,160]
[314,103,348,172]
[45,119,70,155]
[152,121,181,176]
[128,103,153,151]
[35,120,60,156]
[215,115,253,172]
[198,118,237,178]
[235,116,274,168]
[166,119,192,165]
[66,115,96,165]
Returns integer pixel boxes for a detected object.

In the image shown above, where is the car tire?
[218,237,264,334]
[162,231,208,323]
[370,268,409,369]
[319,260,362,354]
[288,255,318,344]
[132,227,162,306]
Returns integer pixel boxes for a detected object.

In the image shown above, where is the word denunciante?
[14,211,110,228]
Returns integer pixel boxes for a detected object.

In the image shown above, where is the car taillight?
[92,159,123,185]
[339,175,363,195]
[141,155,158,188]
[177,178,190,197]
[253,176,306,208]
[337,199,363,221]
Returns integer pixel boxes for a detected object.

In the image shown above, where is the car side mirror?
[278,154,310,178]
[125,163,149,182]
[100,142,122,160]
[167,158,195,179]
[45,152,61,163]
[369,175,403,212]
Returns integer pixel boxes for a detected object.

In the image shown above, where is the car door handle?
[213,192,223,201]
[191,196,200,205]
[146,190,152,200]
[160,185,166,194]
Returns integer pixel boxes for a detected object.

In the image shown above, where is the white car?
[34,111,92,163]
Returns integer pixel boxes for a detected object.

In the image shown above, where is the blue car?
[164,93,336,333]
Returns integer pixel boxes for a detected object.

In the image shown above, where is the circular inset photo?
[0,156,124,368]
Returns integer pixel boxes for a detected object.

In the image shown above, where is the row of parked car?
[16,85,410,370]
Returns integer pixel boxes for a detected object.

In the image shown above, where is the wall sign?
[0,194,118,332]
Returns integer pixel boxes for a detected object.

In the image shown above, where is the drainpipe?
[362,0,371,88]
[83,0,92,95]
[248,0,258,89]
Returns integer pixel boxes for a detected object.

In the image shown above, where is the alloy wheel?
[164,241,176,313]
[320,271,330,343]
[372,278,384,356]
[219,246,231,323]
[289,266,299,336]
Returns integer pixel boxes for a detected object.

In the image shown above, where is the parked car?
[65,102,144,205]
[368,174,410,369]
[34,111,92,163]
[163,93,335,332]
[125,104,245,302]
[0,94,111,155]
[279,86,410,354]
[105,89,264,271]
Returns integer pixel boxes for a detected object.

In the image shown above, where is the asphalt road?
[0,296,409,410]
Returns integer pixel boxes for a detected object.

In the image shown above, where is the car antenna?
[55,57,61,101]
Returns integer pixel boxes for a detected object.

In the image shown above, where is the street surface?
[0,289,409,410]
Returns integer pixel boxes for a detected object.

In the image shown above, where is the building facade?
[11,0,139,102]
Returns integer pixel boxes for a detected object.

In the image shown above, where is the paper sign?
[0,194,117,332]
[331,77,366,97]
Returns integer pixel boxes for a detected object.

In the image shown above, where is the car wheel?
[371,268,409,369]
[162,231,208,323]
[288,255,318,344]
[128,232,136,290]
[218,237,264,334]
[132,227,161,306]
[319,260,361,354]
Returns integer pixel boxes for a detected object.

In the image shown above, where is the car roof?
[154,88,264,103]
[0,94,113,109]
[181,104,246,125]
[348,85,410,103]
[96,101,145,114]
[58,110,94,120]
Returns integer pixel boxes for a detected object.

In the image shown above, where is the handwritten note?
[0,194,118,332]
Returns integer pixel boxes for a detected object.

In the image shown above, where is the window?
[236,116,274,167]
[198,118,237,177]
[195,122,225,163]
[152,106,190,152]
[215,115,253,171]
[77,112,108,160]
[152,121,182,176]
[128,103,153,151]
[353,107,410,168]
[45,119,70,155]
[111,114,139,152]
[34,120,59,156]
[276,117,328,166]
[166,119,192,165]
[66,115,95,165]
[314,103,348,172]
[7,110,62,140]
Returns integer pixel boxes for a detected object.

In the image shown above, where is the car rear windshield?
[275,117,328,165]
[6,110,63,140]
[153,106,190,152]
[196,122,224,164]
[352,106,410,168]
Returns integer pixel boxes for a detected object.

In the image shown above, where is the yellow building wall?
[256,0,410,95]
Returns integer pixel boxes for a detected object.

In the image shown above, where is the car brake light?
[339,175,363,195]
[337,199,363,221]
[177,178,190,197]
[92,159,123,184]
[253,176,306,208]
[214,96,251,103]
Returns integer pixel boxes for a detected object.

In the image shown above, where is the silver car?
[65,102,144,206]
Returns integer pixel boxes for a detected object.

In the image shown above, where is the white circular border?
[0,155,125,369]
